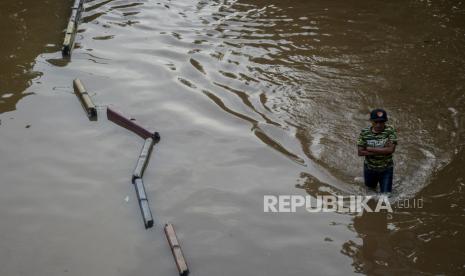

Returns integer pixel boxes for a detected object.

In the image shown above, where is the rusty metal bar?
[73,78,97,119]
[106,107,160,140]
[164,223,189,276]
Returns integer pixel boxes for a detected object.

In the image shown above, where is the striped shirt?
[357,125,398,170]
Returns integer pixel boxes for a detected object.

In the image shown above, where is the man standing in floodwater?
[357,109,398,193]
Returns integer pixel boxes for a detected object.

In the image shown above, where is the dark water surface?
[1,0,464,275]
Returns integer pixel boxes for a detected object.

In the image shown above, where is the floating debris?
[133,178,154,228]
[131,137,157,228]
[106,106,160,229]
[62,0,85,57]
[164,223,189,276]
[73,78,97,119]
[107,107,160,140]
[133,138,155,181]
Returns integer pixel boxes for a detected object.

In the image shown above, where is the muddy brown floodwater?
[1,0,464,275]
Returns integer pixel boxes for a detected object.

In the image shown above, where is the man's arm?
[358,146,375,156]
[357,130,370,156]
[366,141,396,155]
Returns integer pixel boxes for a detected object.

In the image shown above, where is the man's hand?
[366,140,396,155]
[358,146,374,156]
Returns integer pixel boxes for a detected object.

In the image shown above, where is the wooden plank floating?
[133,178,154,229]
[107,107,160,140]
[132,138,155,181]
[62,0,85,57]
[164,224,189,276]
[73,78,97,119]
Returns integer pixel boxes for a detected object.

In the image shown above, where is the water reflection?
[344,210,411,274]
[341,149,465,274]
[0,0,69,113]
